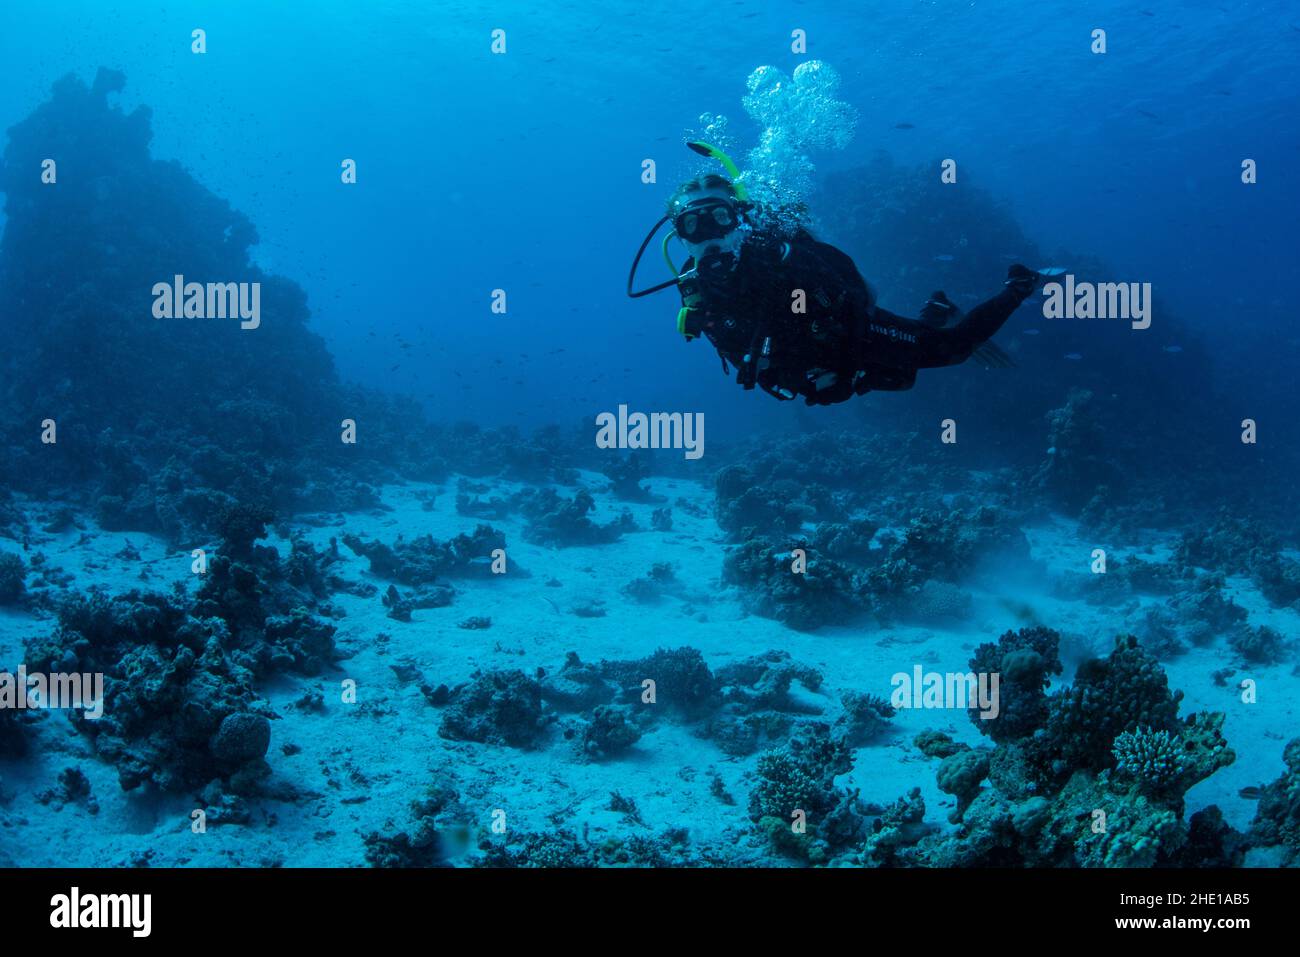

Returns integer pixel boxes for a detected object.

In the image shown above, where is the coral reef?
[597,647,718,717]
[718,488,1032,631]
[1249,738,1300,865]
[1228,624,1291,666]
[878,634,1238,866]
[343,525,505,585]
[601,455,664,504]
[1041,636,1185,778]
[437,670,550,749]
[363,784,460,868]
[0,551,26,605]
[195,525,341,678]
[538,652,617,712]
[968,626,1063,743]
[580,705,642,760]
[475,826,694,868]
[723,536,861,630]
[749,723,864,860]
[519,489,634,547]
[620,562,678,604]
[24,589,273,792]
[936,748,991,822]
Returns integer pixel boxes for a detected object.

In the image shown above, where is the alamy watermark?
[50,887,150,937]
[890,665,1000,720]
[152,275,260,330]
[0,666,104,719]
[1041,274,1151,330]
[595,404,704,460]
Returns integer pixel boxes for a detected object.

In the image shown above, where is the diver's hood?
[626,140,752,299]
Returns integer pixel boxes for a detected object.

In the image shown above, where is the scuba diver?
[628,142,1053,406]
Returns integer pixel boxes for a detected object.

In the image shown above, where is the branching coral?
[747,724,859,857]
[1111,727,1188,797]
[1041,635,1183,777]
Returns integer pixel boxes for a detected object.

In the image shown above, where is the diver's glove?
[1005,264,1067,301]
[1005,264,1042,300]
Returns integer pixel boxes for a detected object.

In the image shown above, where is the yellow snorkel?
[685,141,751,202]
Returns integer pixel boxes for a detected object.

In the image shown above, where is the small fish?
[933,254,954,262]
[1063,353,1083,361]
[1162,345,1183,353]
[894,122,915,130]
[1022,329,1040,336]
[1239,786,1263,800]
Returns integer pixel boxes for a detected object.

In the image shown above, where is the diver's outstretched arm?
[861,267,1037,371]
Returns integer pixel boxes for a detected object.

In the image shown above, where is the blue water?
[4,1,1294,433]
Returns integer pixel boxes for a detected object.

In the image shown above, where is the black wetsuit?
[683,227,1033,405]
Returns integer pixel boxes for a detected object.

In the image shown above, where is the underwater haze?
[0,0,1298,872]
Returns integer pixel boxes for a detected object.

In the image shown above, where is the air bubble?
[682,61,857,236]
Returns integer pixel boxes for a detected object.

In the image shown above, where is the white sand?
[0,473,1294,866]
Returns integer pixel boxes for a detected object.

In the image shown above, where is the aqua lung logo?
[870,323,916,344]
[152,275,261,329]
[595,404,704,460]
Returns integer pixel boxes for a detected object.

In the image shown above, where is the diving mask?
[673,198,742,242]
